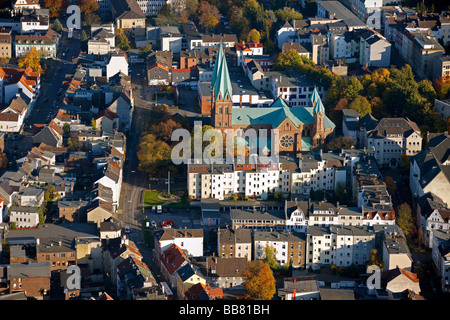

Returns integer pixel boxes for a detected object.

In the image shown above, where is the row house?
[235,41,264,66]
[254,230,306,268]
[116,256,157,300]
[154,228,204,260]
[20,8,49,34]
[159,243,189,288]
[306,225,376,268]
[0,94,29,133]
[94,160,123,213]
[0,66,40,106]
[15,32,57,58]
[359,28,391,68]
[7,262,51,299]
[217,227,252,261]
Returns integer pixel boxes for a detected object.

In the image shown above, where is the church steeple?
[211,42,233,128]
[309,86,324,115]
[212,42,232,101]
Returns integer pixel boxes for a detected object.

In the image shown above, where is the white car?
[125,226,130,234]
[151,221,157,228]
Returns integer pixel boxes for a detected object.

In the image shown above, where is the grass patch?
[143,190,166,206]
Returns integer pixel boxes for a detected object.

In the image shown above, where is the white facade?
[106,54,129,80]
[431,229,450,293]
[9,207,39,228]
[158,231,204,258]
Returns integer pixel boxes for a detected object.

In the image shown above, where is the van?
[157,205,162,214]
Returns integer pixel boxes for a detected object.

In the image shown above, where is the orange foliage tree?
[242,260,275,300]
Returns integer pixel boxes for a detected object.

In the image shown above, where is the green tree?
[137,133,173,176]
[116,28,131,51]
[263,243,278,270]
[38,207,45,225]
[368,249,383,269]
[52,18,62,32]
[325,136,355,152]
[343,77,363,100]
[247,29,261,42]
[348,95,371,117]
[396,203,415,237]
[63,123,70,135]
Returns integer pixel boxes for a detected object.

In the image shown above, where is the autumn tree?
[18,47,42,73]
[242,260,276,300]
[42,0,64,17]
[247,29,261,43]
[343,77,364,100]
[150,118,182,144]
[51,18,63,32]
[198,1,221,30]
[76,0,99,14]
[368,249,383,269]
[384,176,396,195]
[137,134,173,176]
[325,136,355,152]
[116,28,131,51]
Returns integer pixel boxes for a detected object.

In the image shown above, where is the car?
[151,221,157,228]
[161,220,174,227]
[125,226,130,234]
[157,205,162,214]
[162,224,171,229]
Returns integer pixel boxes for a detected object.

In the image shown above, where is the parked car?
[151,221,157,228]
[161,220,174,227]
[125,226,130,234]
[157,205,162,214]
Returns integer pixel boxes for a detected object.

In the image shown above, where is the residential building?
[366,117,422,168]
[382,231,413,271]
[116,256,157,299]
[159,243,189,288]
[230,207,286,231]
[433,56,450,82]
[0,94,29,133]
[193,256,248,289]
[176,263,206,300]
[154,228,204,258]
[14,33,56,58]
[409,29,445,79]
[430,229,450,293]
[0,27,12,60]
[9,206,40,228]
[434,98,450,120]
[217,227,252,260]
[410,133,450,207]
[254,230,306,268]
[236,41,264,66]
[13,0,41,12]
[381,267,421,300]
[0,66,40,105]
[20,8,49,34]
[316,1,366,31]
[111,0,146,38]
[8,262,51,299]
[58,200,89,223]
[359,28,391,68]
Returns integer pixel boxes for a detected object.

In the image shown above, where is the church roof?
[212,42,232,101]
[231,99,335,130]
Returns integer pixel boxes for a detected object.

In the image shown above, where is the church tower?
[310,86,325,146]
[211,43,233,129]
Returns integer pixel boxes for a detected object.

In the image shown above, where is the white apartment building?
[366,118,422,168]
[431,229,450,293]
[306,225,375,268]
[9,206,40,228]
[155,228,204,258]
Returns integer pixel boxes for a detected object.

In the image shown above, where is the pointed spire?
[310,86,324,115]
[212,42,232,101]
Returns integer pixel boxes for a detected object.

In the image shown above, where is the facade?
[254,230,306,268]
[9,206,39,228]
[15,34,56,58]
[9,262,51,299]
[0,27,12,60]
[111,0,146,38]
[431,229,450,293]
[434,98,450,120]
[217,227,252,261]
[154,228,204,258]
[433,56,450,82]
[366,118,422,168]
[359,29,391,67]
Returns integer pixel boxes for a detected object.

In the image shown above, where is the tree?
[38,207,45,225]
[139,44,153,57]
[247,29,261,42]
[63,123,70,135]
[83,12,101,26]
[80,29,89,51]
[263,243,278,270]
[348,95,371,117]
[396,203,415,237]
[343,77,363,100]
[116,28,131,51]
[76,0,99,14]
[91,118,98,130]
[42,0,64,17]
[52,18,62,32]
[150,118,182,144]
[384,176,396,195]
[137,134,173,176]
[368,249,383,269]
[325,136,355,152]
[18,47,42,73]
[242,260,276,300]
[198,1,221,30]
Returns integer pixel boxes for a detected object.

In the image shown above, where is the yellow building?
[176,263,206,300]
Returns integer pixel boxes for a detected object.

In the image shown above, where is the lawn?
[143,190,166,206]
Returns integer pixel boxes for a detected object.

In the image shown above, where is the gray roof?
[230,208,285,222]
[317,1,366,28]
[9,262,51,278]
[254,230,305,242]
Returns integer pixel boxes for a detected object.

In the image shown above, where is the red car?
[161,220,174,227]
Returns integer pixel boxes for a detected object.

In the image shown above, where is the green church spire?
[212,42,232,101]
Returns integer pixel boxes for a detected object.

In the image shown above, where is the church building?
[210,43,335,155]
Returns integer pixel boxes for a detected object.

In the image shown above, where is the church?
[210,43,335,155]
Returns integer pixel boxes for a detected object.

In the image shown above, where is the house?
[8,262,51,300]
[359,28,391,68]
[430,229,450,293]
[193,256,248,289]
[236,41,264,66]
[98,219,121,242]
[9,206,40,228]
[278,275,320,300]
[282,42,311,59]
[14,33,57,59]
[366,117,422,168]
[217,227,252,261]
[230,208,286,231]
[0,66,40,105]
[408,29,445,79]
[154,228,204,259]
[110,0,146,38]
[58,200,89,223]
[316,1,366,31]
[0,27,12,60]
[106,52,129,80]
[20,8,49,34]
[104,238,143,286]
[13,0,41,12]
[74,236,103,274]
[116,256,157,299]
[94,161,123,212]
[159,243,189,288]
[176,263,206,300]
[159,26,183,53]
[382,231,413,271]
[381,267,421,300]
[410,133,450,207]
[184,282,222,300]
[88,26,115,55]
[277,21,296,50]
[32,120,63,147]
[254,230,306,268]
[17,187,44,207]
[95,108,119,134]
[0,94,29,133]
